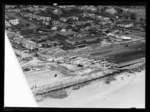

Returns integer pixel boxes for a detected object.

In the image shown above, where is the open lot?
[66,39,145,64]
[25,69,76,88]
[90,40,145,63]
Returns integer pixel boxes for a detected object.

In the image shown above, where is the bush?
[45,90,68,99]
[105,75,116,84]
[23,67,30,71]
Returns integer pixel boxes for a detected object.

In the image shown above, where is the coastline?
[37,69,145,108]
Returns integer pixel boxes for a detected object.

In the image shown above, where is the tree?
[117,8,123,14]
[124,14,129,19]
[130,13,137,20]
[140,18,143,21]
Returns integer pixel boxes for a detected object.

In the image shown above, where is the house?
[117,23,133,28]
[5,20,11,27]
[89,6,97,11]
[103,17,110,22]
[60,17,67,22]
[11,9,20,13]
[44,22,49,25]
[58,29,77,36]
[120,36,132,40]
[21,39,37,51]
[88,14,96,18]
[87,20,94,23]
[97,16,110,22]
[43,17,51,21]
[107,33,115,36]
[82,13,89,17]
[72,16,79,21]
[52,20,60,25]
[106,7,116,14]
[5,15,8,19]
[51,26,57,30]
[65,35,102,45]
[68,16,79,21]
[80,5,97,11]
[9,19,19,25]
[52,9,62,15]
[124,24,134,28]
[123,8,128,12]
[33,5,39,8]
[61,29,67,32]
[85,26,91,30]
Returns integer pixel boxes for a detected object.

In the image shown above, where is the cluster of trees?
[130,13,137,20]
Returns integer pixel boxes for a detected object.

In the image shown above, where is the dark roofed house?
[66,35,102,45]
[52,32,104,50]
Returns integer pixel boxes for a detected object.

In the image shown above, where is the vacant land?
[106,50,145,64]
[91,41,145,63]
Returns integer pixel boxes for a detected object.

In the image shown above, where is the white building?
[52,20,60,25]
[61,29,67,32]
[60,17,67,22]
[5,20,11,27]
[21,39,37,50]
[120,36,132,40]
[106,8,116,14]
[51,26,57,30]
[117,23,133,28]
[9,19,19,25]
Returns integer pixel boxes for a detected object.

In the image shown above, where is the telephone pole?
[19,46,22,61]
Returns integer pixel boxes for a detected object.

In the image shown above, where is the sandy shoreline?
[37,69,145,108]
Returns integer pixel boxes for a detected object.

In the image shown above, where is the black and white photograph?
[4,4,146,108]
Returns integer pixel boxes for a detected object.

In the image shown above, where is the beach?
[37,70,145,108]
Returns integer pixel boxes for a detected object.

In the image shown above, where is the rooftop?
[57,30,77,36]
[68,34,103,42]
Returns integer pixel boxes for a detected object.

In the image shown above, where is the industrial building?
[53,33,103,49]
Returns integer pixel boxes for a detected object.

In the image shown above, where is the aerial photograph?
[5,4,145,108]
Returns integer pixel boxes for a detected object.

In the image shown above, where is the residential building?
[21,39,37,50]
[60,17,67,22]
[51,26,57,30]
[9,19,19,25]
[61,29,67,32]
[52,20,60,25]
[117,23,133,28]
[106,7,116,14]
[5,20,11,27]
[65,35,102,46]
